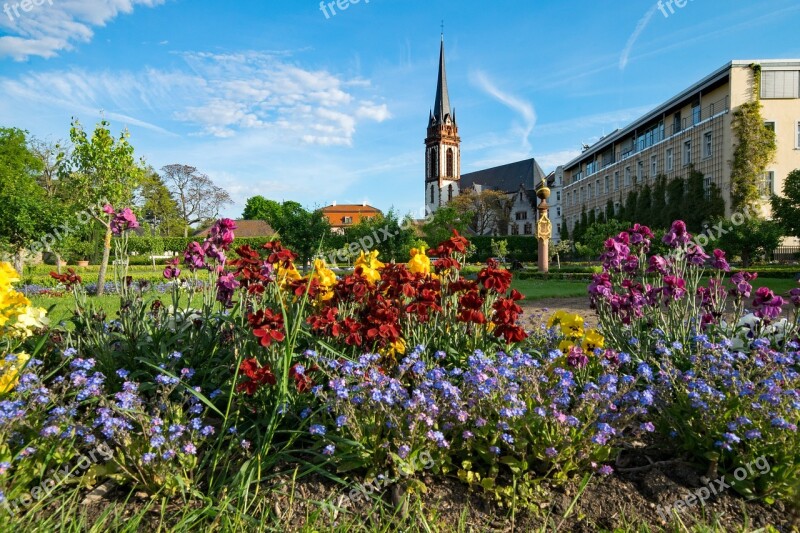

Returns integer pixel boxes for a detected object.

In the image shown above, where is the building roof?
[563,59,800,169]
[321,204,382,214]
[195,219,276,238]
[431,38,453,126]
[461,158,547,194]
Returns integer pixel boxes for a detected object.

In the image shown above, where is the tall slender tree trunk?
[96,228,113,296]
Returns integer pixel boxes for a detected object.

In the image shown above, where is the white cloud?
[0,0,166,60]
[471,70,537,153]
[0,50,391,145]
[619,4,660,71]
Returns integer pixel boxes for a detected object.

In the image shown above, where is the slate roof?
[460,158,546,195]
[432,39,452,125]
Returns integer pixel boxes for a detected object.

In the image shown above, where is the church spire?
[432,38,452,125]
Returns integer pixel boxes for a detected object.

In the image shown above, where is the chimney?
[332,201,337,207]
[362,201,367,207]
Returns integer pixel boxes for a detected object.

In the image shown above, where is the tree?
[770,168,800,238]
[243,196,283,223]
[256,201,331,270]
[450,189,512,236]
[635,184,653,226]
[622,190,638,223]
[161,164,233,237]
[341,209,416,263]
[60,119,144,295]
[666,178,685,226]
[0,128,56,273]
[559,221,570,242]
[421,205,468,247]
[715,216,782,267]
[683,170,706,232]
[605,199,615,221]
[651,176,668,229]
[136,168,183,236]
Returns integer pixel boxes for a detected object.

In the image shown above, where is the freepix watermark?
[1,443,113,516]
[657,0,696,18]
[319,0,369,20]
[27,198,111,256]
[3,0,53,22]
[656,456,771,522]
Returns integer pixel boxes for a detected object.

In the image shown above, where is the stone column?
[536,181,552,274]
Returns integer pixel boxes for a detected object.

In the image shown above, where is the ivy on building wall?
[729,64,776,213]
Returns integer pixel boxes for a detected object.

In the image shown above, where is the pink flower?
[102,204,115,215]
[110,208,140,236]
[710,249,730,272]
[184,242,206,271]
[566,346,589,369]
[662,220,691,248]
[209,218,237,250]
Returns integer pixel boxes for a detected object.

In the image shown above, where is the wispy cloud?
[471,70,537,153]
[0,50,391,145]
[620,3,660,70]
[0,0,167,60]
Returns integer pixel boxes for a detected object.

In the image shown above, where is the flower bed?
[0,213,798,530]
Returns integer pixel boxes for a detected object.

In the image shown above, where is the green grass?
[32,293,203,324]
[511,279,589,300]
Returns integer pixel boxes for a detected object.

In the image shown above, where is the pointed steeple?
[432,37,452,125]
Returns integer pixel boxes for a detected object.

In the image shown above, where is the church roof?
[432,38,452,125]
[460,158,547,194]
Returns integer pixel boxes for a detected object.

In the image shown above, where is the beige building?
[562,60,800,233]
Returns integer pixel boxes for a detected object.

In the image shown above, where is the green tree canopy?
[771,168,800,239]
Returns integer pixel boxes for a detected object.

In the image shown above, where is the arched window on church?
[448,184,453,202]
[430,185,435,204]
[446,148,454,177]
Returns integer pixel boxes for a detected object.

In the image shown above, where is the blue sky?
[1,0,799,219]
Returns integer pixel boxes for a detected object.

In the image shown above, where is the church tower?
[425,36,461,215]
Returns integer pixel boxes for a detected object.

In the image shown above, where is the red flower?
[236,358,277,395]
[50,268,82,289]
[248,309,286,347]
[289,363,314,393]
[307,307,341,337]
[263,241,298,267]
[494,324,528,343]
[477,260,512,293]
[437,229,470,255]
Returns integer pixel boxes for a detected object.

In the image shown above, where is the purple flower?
[208,219,237,250]
[663,220,691,248]
[640,422,655,433]
[710,249,730,272]
[323,444,335,456]
[545,447,558,458]
[183,242,206,271]
[310,424,326,436]
[110,208,140,236]
[566,346,589,369]
[597,465,614,476]
[752,286,785,321]
[182,443,197,455]
[398,445,411,459]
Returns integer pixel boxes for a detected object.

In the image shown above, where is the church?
[423,38,562,241]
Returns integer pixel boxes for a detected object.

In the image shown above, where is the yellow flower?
[0,351,29,394]
[0,289,31,327]
[381,338,407,359]
[12,306,50,338]
[558,339,574,354]
[547,310,568,328]
[407,247,431,276]
[311,259,337,301]
[560,314,585,339]
[582,329,605,352]
[355,250,384,285]
[356,250,385,270]
[0,262,20,292]
[277,264,302,288]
